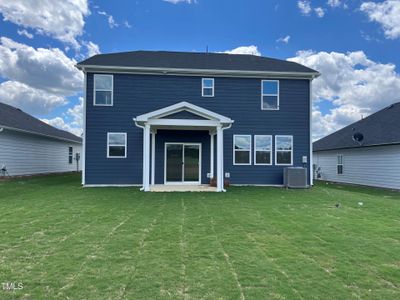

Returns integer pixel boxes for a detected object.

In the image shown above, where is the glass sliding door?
[166,144,183,182]
[165,143,201,184]
[183,145,200,182]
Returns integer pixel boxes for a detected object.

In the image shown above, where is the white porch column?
[216,126,224,192]
[151,130,156,186]
[210,132,215,179]
[143,124,151,191]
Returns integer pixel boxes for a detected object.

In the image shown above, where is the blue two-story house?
[76,51,319,191]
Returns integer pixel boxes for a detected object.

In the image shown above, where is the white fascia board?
[147,119,221,127]
[135,101,233,124]
[76,64,321,79]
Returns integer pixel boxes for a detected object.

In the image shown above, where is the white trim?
[93,74,113,106]
[148,119,221,127]
[216,126,223,191]
[82,72,87,185]
[309,79,313,185]
[210,133,214,178]
[164,143,202,185]
[337,154,344,175]
[202,78,214,97]
[254,135,272,165]
[275,135,293,166]
[76,64,321,79]
[151,131,156,185]
[143,125,151,191]
[135,101,233,124]
[107,132,127,158]
[261,80,279,110]
[233,135,252,165]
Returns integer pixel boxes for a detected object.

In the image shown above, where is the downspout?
[221,122,233,192]
[133,118,146,191]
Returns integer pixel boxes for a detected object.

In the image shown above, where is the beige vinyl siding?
[0,129,82,176]
[313,145,400,190]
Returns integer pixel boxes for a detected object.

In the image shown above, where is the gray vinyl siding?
[85,73,311,185]
[0,129,82,176]
[313,145,400,190]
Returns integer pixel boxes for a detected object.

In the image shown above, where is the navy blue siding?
[85,73,310,185]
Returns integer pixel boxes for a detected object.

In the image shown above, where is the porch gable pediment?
[134,101,233,125]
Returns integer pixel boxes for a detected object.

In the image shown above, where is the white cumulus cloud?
[327,0,341,7]
[298,0,312,15]
[0,0,89,48]
[288,50,400,140]
[17,29,33,39]
[41,117,82,137]
[314,7,325,18]
[360,0,400,39]
[222,45,261,56]
[0,81,66,115]
[0,37,82,96]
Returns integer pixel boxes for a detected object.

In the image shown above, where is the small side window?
[262,80,279,110]
[94,74,113,106]
[68,147,73,164]
[337,155,343,175]
[202,78,214,97]
[107,133,127,158]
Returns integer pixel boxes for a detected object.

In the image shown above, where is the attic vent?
[353,132,364,144]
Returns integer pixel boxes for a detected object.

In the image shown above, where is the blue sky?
[0,0,399,139]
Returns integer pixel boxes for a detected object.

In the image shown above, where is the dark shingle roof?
[0,102,82,143]
[77,50,319,75]
[313,102,400,152]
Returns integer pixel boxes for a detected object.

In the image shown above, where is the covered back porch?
[134,102,233,192]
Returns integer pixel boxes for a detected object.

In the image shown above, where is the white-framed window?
[107,132,127,158]
[261,80,279,110]
[254,135,272,165]
[337,154,343,175]
[94,74,113,106]
[68,147,73,164]
[233,135,251,165]
[275,135,293,165]
[202,78,214,97]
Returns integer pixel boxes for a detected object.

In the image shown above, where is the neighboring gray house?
[313,102,400,190]
[0,102,82,177]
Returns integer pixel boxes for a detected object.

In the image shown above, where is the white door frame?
[164,142,202,185]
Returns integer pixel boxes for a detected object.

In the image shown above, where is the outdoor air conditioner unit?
[284,167,308,188]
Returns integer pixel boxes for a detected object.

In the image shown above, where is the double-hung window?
[254,135,272,165]
[94,74,113,106]
[202,78,214,97]
[261,80,279,110]
[68,147,73,164]
[107,133,127,158]
[233,135,251,165]
[337,155,343,175]
[275,135,293,165]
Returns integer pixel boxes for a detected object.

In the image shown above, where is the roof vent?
[353,132,364,144]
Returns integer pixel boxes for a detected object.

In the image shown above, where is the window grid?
[94,74,113,106]
[107,132,127,158]
[261,80,279,110]
[233,135,252,165]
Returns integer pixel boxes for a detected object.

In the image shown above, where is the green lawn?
[0,174,399,299]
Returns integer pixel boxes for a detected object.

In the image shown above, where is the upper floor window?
[233,135,251,165]
[94,74,113,106]
[337,154,343,175]
[202,78,214,97]
[254,135,272,165]
[262,80,279,110]
[107,132,127,158]
[275,135,293,165]
[68,147,73,164]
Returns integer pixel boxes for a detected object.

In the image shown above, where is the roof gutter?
[313,142,400,152]
[0,125,82,144]
[75,64,320,79]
